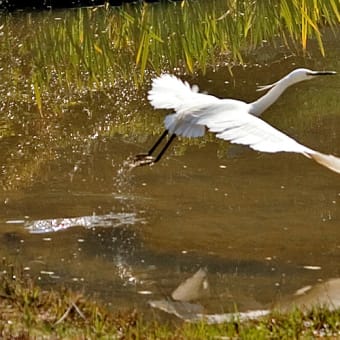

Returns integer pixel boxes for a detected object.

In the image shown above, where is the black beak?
[308,71,337,76]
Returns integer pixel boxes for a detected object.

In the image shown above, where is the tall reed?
[1,0,339,95]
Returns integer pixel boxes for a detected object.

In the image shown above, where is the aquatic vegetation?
[1,1,340,93]
[0,0,339,120]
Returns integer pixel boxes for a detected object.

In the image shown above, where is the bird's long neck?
[249,76,294,116]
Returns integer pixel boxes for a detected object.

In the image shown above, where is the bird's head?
[287,68,336,82]
[257,67,336,92]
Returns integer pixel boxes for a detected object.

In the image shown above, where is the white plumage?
[137,69,340,174]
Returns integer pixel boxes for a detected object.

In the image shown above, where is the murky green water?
[1,4,340,315]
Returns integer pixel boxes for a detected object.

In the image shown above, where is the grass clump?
[0,260,122,338]
[1,259,340,339]
[1,0,340,95]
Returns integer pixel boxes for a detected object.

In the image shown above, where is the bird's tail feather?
[308,151,340,174]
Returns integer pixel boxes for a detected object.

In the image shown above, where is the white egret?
[133,68,340,174]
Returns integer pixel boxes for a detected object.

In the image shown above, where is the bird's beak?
[308,70,337,76]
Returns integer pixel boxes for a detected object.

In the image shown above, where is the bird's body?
[151,75,311,154]
[133,68,340,174]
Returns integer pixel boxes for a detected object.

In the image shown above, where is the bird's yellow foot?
[129,154,155,167]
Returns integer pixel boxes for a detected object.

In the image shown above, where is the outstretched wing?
[148,74,340,174]
[190,102,340,174]
[148,74,219,111]
[148,74,220,137]
[188,101,312,154]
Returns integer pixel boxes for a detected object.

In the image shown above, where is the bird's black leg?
[132,131,176,167]
[153,134,176,163]
[134,130,169,161]
[147,129,169,156]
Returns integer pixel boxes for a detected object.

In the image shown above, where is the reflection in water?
[149,268,270,323]
[171,268,209,302]
[149,269,340,324]
[24,212,142,233]
[278,278,340,312]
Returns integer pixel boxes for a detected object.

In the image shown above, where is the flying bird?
[133,68,340,174]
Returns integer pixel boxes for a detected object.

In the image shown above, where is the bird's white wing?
[189,102,314,154]
[148,74,219,111]
[187,102,340,174]
[148,74,221,137]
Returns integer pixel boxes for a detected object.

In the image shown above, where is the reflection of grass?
[1,259,340,338]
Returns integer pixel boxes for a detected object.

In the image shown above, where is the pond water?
[1,6,340,317]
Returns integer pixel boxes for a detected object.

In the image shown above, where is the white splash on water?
[25,212,142,234]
